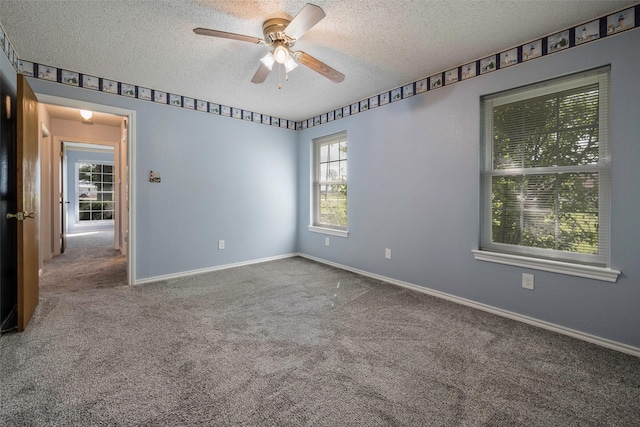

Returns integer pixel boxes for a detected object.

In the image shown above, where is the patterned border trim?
[2,4,638,131]
[0,23,295,132]
[300,4,639,129]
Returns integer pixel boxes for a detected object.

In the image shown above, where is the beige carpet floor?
[39,230,127,294]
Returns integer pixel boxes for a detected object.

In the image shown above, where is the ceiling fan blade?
[193,28,265,44]
[251,62,271,84]
[295,51,345,83]
[284,3,326,40]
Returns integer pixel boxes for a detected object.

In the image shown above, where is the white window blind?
[480,67,610,267]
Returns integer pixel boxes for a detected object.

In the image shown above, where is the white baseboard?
[298,253,640,358]
[134,253,299,285]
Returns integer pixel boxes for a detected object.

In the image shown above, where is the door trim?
[35,93,136,287]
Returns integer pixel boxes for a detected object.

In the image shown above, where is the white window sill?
[308,226,349,238]
[471,250,620,283]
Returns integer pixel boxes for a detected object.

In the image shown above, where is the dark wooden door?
[0,71,18,332]
[15,74,39,332]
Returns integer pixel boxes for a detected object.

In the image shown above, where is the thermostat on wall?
[149,170,161,183]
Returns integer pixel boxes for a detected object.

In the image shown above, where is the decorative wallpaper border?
[1,4,638,132]
[300,4,639,130]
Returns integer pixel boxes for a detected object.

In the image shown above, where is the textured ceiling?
[46,104,124,127]
[0,0,636,121]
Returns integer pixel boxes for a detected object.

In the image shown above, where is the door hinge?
[60,151,64,158]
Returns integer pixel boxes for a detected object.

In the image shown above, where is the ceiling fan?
[193,3,345,86]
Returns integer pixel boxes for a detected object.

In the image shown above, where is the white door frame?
[36,93,136,286]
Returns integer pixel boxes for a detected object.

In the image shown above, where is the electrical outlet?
[385,248,392,259]
[218,240,225,250]
[522,273,534,290]
[325,237,330,246]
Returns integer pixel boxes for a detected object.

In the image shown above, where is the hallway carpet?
[39,230,127,294]
[1,255,639,425]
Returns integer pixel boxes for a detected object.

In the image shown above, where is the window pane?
[103,211,114,220]
[319,163,328,182]
[329,162,340,181]
[103,165,113,173]
[103,174,113,183]
[339,141,347,160]
[491,173,598,254]
[318,184,347,227]
[339,161,347,181]
[320,144,329,163]
[493,84,600,170]
[329,142,339,162]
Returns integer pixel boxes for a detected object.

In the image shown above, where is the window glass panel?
[329,162,340,181]
[329,143,339,162]
[339,141,347,160]
[319,163,328,182]
[339,161,347,181]
[320,144,329,163]
[318,184,347,227]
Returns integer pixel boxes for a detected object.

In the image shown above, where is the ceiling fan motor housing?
[262,18,295,47]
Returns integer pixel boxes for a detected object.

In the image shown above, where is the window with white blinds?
[480,67,611,267]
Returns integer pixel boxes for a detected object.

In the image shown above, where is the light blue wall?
[297,28,640,348]
[10,25,640,348]
[26,78,299,280]
[65,149,114,233]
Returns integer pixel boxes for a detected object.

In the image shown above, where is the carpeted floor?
[39,230,127,293]
[1,243,639,425]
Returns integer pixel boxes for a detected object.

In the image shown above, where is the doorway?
[36,94,136,287]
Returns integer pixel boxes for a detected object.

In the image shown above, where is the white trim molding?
[308,225,349,238]
[472,250,620,282]
[299,253,638,358]
[135,253,299,285]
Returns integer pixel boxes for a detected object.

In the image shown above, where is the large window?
[311,131,347,234]
[479,67,611,269]
[77,162,115,223]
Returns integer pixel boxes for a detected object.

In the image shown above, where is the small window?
[76,162,115,223]
[311,131,347,233]
[479,67,611,267]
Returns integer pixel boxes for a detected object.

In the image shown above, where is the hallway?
[40,231,127,294]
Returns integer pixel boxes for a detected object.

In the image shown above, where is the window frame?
[475,67,619,282]
[308,131,348,237]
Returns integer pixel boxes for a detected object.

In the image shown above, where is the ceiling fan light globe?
[273,44,289,64]
[260,52,275,70]
[284,56,298,73]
